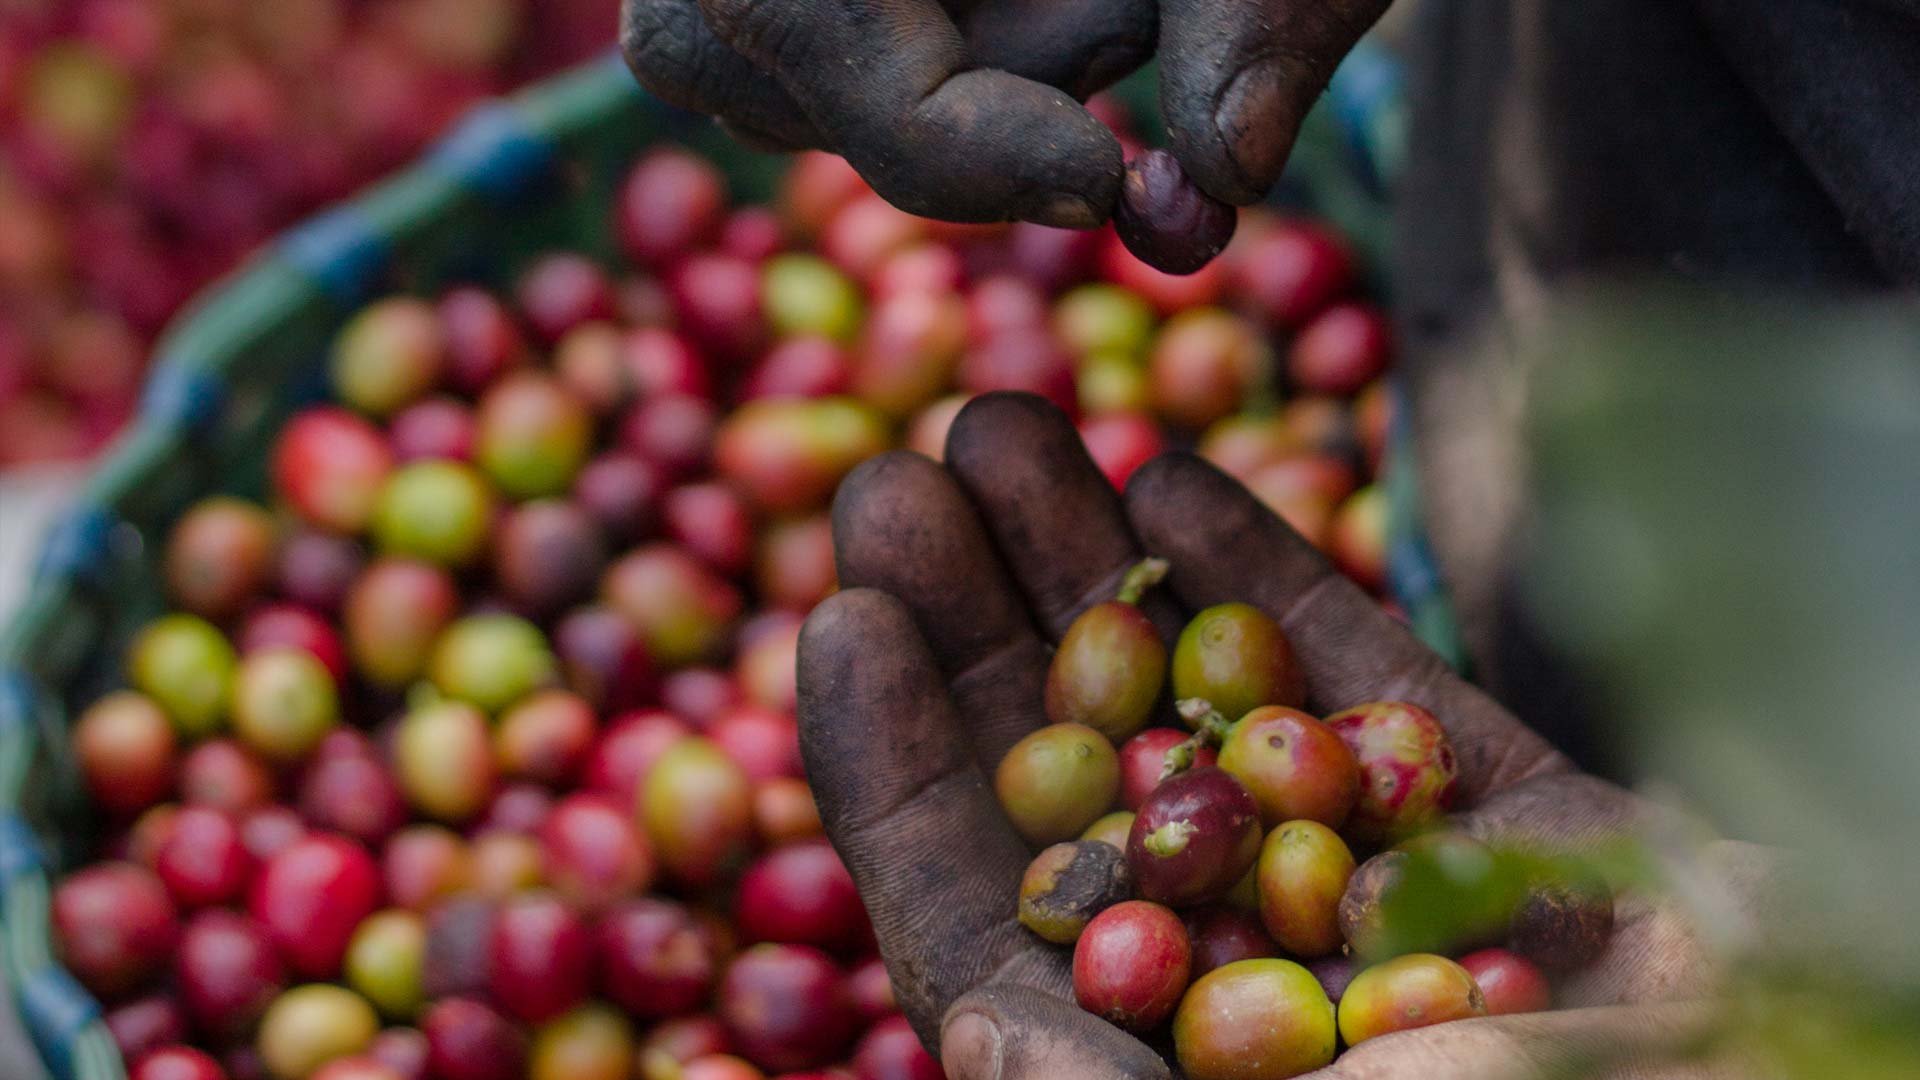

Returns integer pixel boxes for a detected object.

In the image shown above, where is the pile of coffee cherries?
[1007,569,1615,1078]
[46,105,1401,1080]
[0,0,617,465]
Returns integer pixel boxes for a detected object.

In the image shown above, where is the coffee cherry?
[617,149,727,267]
[165,496,277,620]
[492,500,606,617]
[1288,302,1390,397]
[389,397,476,464]
[1458,947,1551,1015]
[371,461,494,568]
[475,372,593,499]
[1184,907,1277,977]
[489,892,593,1023]
[553,606,657,713]
[603,545,744,669]
[1072,900,1190,1031]
[428,614,556,713]
[1173,959,1335,1080]
[342,558,457,688]
[129,614,236,738]
[1508,872,1614,970]
[1127,767,1261,907]
[529,1004,635,1080]
[1337,954,1486,1046]
[1255,820,1355,958]
[52,862,179,998]
[1324,701,1457,845]
[179,740,275,815]
[240,605,349,684]
[132,1047,226,1080]
[382,825,472,912]
[495,689,595,786]
[735,839,868,952]
[343,910,426,1021]
[1148,309,1270,430]
[1113,150,1236,276]
[394,702,496,823]
[540,793,655,911]
[1217,706,1360,830]
[1171,602,1305,722]
[1078,810,1135,851]
[155,806,252,908]
[107,997,188,1064]
[1043,560,1168,742]
[763,254,862,343]
[440,288,527,394]
[717,944,856,1072]
[994,723,1121,846]
[249,834,380,981]
[331,298,444,417]
[75,691,176,816]
[1118,727,1216,810]
[1017,841,1132,945]
[641,737,753,887]
[851,1014,940,1080]
[597,898,720,1018]
[421,997,526,1080]
[256,984,379,1080]
[231,648,338,763]
[175,911,284,1038]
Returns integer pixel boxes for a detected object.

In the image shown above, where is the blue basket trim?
[0,812,44,888]
[279,207,391,304]
[1327,41,1405,192]
[429,103,559,201]
[18,968,99,1080]
[32,505,116,586]
[138,362,226,433]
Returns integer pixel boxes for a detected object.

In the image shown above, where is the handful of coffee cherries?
[1000,560,1614,1079]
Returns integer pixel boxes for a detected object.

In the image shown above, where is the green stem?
[1115,557,1170,606]
[1160,699,1235,780]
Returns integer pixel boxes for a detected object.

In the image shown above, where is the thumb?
[941,984,1172,1080]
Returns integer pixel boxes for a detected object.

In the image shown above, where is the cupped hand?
[797,392,1774,1079]
[620,0,1392,225]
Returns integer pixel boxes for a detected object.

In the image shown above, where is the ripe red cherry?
[959,331,1077,415]
[738,336,852,403]
[389,397,476,463]
[421,997,526,1080]
[249,833,381,979]
[721,207,785,262]
[1458,948,1552,1015]
[516,253,616,343]
[707,705,802,782]
[298,753,409,847]
[1073,900,1192,1032]
[1127,767,1263,907]
[665,482,756,576]
[179,739,276,816]
[52,862,179,998]
[1229,218,1354,329]
[240,604,347,683]
[734,839,868,953]
[131,1046,226,1080]
[718,944,857,1072]
[155,807,253,908]
[617,149,727,267]
[1184,907,1278,977]
[1078,411,1165,491]
[661,669,741,728]
[367,1027,429,1080]
[670,252,765,362]
[275,530,363,614]
[73,691,176,817]
[174,910,284,1039]
[1288,302,1391,397]
[488,892,594,1023]
[105,996,188,1063]
[620,326,711,399]
[620,393,718,480]
[1118,728,1216,810]
[597,898,720,1019]
[851,1014,940,1080]
[271,408,393,534]
[439,287,527,394]
[572,452,664,544]
[540,793,656,911]
[848,957,897,1026]
[582,709,691,804]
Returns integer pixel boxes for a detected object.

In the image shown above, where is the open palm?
[798,393,1768,1079]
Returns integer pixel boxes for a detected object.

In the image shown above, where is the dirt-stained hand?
[798,393,1774,1079]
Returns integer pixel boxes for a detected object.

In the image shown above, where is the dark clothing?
[1394,0,1920,768]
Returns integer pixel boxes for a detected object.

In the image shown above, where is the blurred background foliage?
[1519,284,1920,1077]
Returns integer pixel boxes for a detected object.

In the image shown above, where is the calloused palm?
[798,393,1770,1080]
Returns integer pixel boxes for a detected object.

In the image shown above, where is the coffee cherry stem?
[1161,700,1235,780]
[1115,557,1170,606]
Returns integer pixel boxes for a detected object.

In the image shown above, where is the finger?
[697,0,1124,226]
[832,451,1052,772]
[945,393,1187,645]
[1124,452,1569,804]
[1319,1003,1736,1080]
[620,0,825,151]
[943,984,1173,1080]
[1157,0,1390,204]
[797,589,1059,1041]
[959,0,1157,101]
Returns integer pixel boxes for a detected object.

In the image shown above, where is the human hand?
[797,392,1775,1078]
[620,0,1394,225]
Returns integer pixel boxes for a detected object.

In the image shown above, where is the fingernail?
[1214,62,1289,196]
[942,1011,1004,1080]
[1026,193,1103,230]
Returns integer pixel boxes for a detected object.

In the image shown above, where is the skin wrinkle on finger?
[1318,1003,1732,1080]
[958,0,1158,99]
[695,0,1123,222]
[945,394,1188,645]
[797,588,1063,1038]
[833,451,1056,770]
[620,0,824,148]
[944,984,1175,1080]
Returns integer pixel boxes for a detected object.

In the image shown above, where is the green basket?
[0,47,1450,1080]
